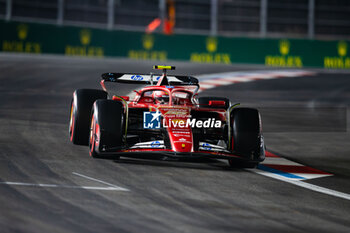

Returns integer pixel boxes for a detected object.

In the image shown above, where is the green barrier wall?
[1,20,349,69]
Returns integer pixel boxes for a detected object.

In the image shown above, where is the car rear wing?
[101,73,199,86]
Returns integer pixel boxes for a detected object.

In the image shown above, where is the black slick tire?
[89,100,124,158]
[69,89,107,145]
[229,107,264,168]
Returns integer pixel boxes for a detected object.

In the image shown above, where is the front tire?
[229,107,265,167]
[89,100,124,158]
[69,89,107,145]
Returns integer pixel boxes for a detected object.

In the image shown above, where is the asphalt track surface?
[0,53,349,233]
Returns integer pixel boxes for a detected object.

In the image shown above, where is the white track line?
[73,172,129,191]
[225,77,255,82]
[0,181,127,191]
[199,79,234,85]
[0,173,129,191]
[198,83,218,89]
[196,70,316,92]
[261,157,304,166]
[253,170,350,201]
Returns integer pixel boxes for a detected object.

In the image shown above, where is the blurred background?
[1,0,350,39]
[0,0,350,68]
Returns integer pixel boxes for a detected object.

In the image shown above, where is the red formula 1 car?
[69,65,265,168]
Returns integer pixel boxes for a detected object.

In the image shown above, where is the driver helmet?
[153,91,169,104]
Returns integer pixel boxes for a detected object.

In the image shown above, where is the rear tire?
[198,97,230,109]
[69,89,107,145]
[229,107,265,166]
[89,100,124,158]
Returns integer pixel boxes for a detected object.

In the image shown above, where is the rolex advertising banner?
[1,20,349,69]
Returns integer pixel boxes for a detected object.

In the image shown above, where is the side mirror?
[208,100,226,107]
[112,95,130,101]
